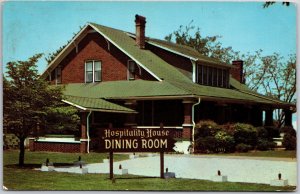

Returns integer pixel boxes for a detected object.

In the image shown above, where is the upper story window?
[55,66,62,84]
[196,64,229,88]
[127,60,136,80]
[85,60,101,83]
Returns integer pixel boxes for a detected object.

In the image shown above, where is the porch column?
[265,109,274,126]
[216,103,227,124]
[284,109,292,127]
[124,100,137,127]
[251,107,263,127]
[80,112,88,153]
[182,99,194,141]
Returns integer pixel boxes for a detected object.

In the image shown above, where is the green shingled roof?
[63,95,136,113]
[64,23,291,107]
[63,80,190,99]
[62,79,289,107]
[169,79,282,105]
[229,77,293,106]
[41,22,293,109]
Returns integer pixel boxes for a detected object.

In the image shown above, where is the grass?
[3,150,128,167]
[3,169,296,191]
[3,150,297,191]
[206,150,296,158]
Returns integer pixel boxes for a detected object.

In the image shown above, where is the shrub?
[256,138,276,151]
[195,120,220,139]
[256,127,269,139]
[195,136,218,153]
[281,127,296,150]
[235,143,251,152]
[265,126,280,138]
[219,123,235,136]
[233,123,257,148]
[283,134,296,150]
[214,131,235,153]
[281,126,296,136]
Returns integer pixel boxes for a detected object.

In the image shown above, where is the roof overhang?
[62,96,137,114]
[40,24,92,79]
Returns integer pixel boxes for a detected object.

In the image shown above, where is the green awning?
[62,95,137,113]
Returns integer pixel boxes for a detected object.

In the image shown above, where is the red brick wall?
[147,44,193,79]
[183,103,192,124]
[32,142,81,153]
[51,32,155,84]
[182,126,192,140]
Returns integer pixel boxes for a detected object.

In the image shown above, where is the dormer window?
[127,60,136,80]
[196,64,229,88]
[85,60,101,83]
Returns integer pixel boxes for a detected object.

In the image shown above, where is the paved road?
[51,154,297,186]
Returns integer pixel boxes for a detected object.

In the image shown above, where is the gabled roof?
[41,22,294,108]
[40,22,228,82]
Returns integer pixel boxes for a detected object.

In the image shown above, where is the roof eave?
[62,99,137,114]
[40,24,91,79]
[147,40,198,61]
[144,38,231,69]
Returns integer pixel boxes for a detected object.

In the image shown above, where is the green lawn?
[3,150,297,191]
[206,150,296,158]
[3,150,128,167]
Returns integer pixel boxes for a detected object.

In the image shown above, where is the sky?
[2,1,296,73]
[1,1,298,128]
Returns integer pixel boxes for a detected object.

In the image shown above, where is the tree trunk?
[18,137,25,167]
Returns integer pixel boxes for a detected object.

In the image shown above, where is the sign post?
[160,152,164,179]
[109,151,113,180]
[99,123,175,179]
[160,123,164,179]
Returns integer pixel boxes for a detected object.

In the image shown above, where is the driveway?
[53,154,297,186]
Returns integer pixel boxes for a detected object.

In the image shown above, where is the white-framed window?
[55,66,62,84]
[127,60,136,80]
[85,60,102,83]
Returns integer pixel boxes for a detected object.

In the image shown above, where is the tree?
[164,21,240,64]
[44,104,80,136]
[263,1,290,8]
[4,54,63,166]
[242,53,296,127]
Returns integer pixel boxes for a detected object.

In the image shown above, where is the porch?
[29,97,294,153]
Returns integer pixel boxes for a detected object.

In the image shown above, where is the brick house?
[30,15,295,153]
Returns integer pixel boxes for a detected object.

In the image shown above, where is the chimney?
[135,14,146,49]
[231,60,245,83]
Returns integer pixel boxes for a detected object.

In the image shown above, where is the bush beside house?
[281,127,297,150]
[194,120,293,153]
